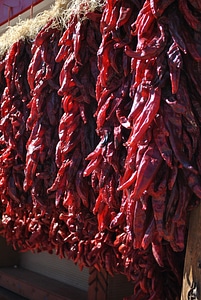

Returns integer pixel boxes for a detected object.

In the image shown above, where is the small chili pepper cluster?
[0,0,200,299]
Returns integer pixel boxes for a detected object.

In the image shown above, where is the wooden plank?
[181,204,201,300]
[88,267,108,300]
[0,286,27,300]
[0,267,87,300]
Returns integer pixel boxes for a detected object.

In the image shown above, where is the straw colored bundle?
[0,0,104,57]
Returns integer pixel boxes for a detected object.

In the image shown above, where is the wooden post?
[30,4,34,19]
[88,267,134,300]
[181,204,201,300]
[88,267,108,300]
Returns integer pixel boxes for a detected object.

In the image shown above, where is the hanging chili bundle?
[0,0,201,299]
[47,12,102,261]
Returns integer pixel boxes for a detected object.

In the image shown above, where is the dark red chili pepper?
[141,218,156,250]
[33,19,57,47]
[164,106,198,175]
[126,21,166,59]
[167,42,182,94]
[131,143,163,200]
[0,2,200,300]
[127,87,161,149]
[116,4,132,28]
[128,84,146,121]
[189,0,201,9]
[133,200,146,249]
[179,0,201,32]
[150,0,175,18]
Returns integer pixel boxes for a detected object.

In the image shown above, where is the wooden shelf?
[0,267,87,300]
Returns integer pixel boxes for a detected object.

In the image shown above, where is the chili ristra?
[0,0,201,299]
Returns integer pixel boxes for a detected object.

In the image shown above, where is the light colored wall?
[20,250,89,291]
[0,0,55,36]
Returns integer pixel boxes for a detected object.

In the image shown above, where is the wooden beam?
[181,204,201,300]
[0,267,87,300]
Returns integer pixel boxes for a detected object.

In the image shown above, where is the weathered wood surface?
[88,267,134,300]
[0,267,87,300]
[88,267,108,300]
[181,204,201,300]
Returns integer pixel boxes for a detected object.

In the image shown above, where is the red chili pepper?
[150,0,175,18]
[151,192,166,240]
[107,4,120,31]
[101,0,119,32]
[141,218,156,250]
[128,83,146,121]
[164,104,198,174]
[182,25,201,61]
[125,22,166,59]
[96,94,114,129]
[179,0,201,32]
[189,0,201,9]
[133,200,146,249]
[131,143,163,200]
[0,58,5,72]
[110,207,126,229]
[127,87,161,149]
[83,155,103,177]
[33,19,57,47]
[27,47,42,90]
[154,114,173,168]
[167,10,187,54]
[116,0,132,28]
[167,42,182,94]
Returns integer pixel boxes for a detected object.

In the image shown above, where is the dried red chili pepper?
[1,1,201,299]
[179,0,201,32]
